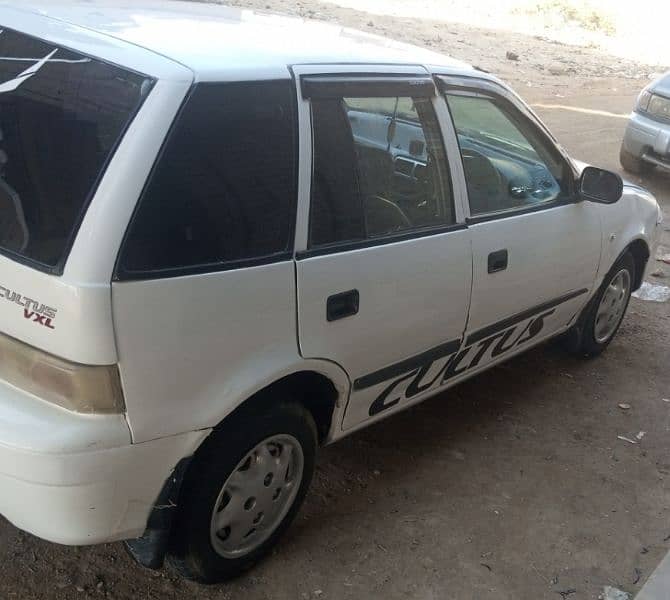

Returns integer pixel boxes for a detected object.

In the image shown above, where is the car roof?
[1,0,475,81]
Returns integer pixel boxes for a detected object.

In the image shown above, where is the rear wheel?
[167,401,317,583]
[570,252,635,357]
[619,145,653,175]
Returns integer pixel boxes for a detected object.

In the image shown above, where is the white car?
[0,0,662,583]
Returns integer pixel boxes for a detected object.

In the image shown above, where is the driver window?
[309,94,454,247]
[446,94,568,217]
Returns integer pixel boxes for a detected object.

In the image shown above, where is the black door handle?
[488,249,508,273]
[327,289,359,322]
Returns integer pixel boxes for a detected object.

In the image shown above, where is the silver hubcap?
[594,268,631,343]
[209,434,304,558]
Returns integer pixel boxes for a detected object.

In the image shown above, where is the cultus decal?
[368,309,555,417]
[0,285,57,329]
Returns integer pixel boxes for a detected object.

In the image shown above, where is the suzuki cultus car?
[0,0,662,583]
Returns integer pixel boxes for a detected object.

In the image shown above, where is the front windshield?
[0,27,152,270]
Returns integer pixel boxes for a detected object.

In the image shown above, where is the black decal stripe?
[353,338,461,391]
[466,288,588,346]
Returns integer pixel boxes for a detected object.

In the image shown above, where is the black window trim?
[301,74,436,99]
[436,74,580,224]
[114,78,300,282]
[116,250,294,282]
[464,200,576,226]
[296,222,468,260]
[0,25,156,276]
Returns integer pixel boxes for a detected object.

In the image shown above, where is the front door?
[293,66,472,431]
[441,79,601,373]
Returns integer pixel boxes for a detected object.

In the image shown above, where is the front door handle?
[488,249,508,273]
[327,289,360,322]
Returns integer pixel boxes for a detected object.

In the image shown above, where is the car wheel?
[619,145,653,175]
[572,252,635,357]
[166,400,317,583]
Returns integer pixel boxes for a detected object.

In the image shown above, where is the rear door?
[293,66,472,431]
[438,76,601,373]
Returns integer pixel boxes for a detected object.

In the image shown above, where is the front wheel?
[167,401,317,583]
[571,252,635,357]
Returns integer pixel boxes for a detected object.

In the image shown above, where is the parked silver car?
[621,71,670,174]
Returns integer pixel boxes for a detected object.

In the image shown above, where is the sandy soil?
[1,2,669,599]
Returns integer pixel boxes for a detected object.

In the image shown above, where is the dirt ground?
[1,3,669,600]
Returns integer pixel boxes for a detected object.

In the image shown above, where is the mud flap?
[124,457,192,569]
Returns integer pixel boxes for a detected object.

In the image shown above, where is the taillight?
[0,332,125,413]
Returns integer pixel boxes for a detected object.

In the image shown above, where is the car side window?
[309,94,454,248]
[118,80,297,277]
[446,94,570,217]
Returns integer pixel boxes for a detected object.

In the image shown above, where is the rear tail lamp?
[0,332,125,413]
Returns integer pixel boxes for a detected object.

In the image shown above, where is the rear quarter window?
[0,28,152,271]
[117,80,298,279]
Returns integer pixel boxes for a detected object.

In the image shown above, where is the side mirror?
[578,166,623,204]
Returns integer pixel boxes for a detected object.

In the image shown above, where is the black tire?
[166,400,317,583]
[571,251,635,357]
[619,145,653,175]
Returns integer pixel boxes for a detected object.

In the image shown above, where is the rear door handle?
[327,289,359,322]
[488,249,508,273]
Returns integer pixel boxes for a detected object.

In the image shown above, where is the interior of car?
[446,94,563,215]
[309,95,453,247]
[348,97,450,234]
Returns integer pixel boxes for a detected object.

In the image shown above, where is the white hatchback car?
[0,0,662,583]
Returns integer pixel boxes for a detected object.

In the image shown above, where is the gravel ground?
[1,2,669,599]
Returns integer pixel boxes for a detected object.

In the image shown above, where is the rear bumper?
[0,380,208,545]
[623,111,670,168]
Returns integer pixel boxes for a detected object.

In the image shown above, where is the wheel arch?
[126,362,350,569]
[210,368,346,445]
[561,237,648,355]
[625,238,650,291]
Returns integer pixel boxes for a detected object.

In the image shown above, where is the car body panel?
[112,260,351,444]
[112,261,300,443]
[0,255,117,364]
[298,229,473,432]
[337,292,584,438]
[595,185,662,284]
[0,374,209,544]
[464,202,601,340]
